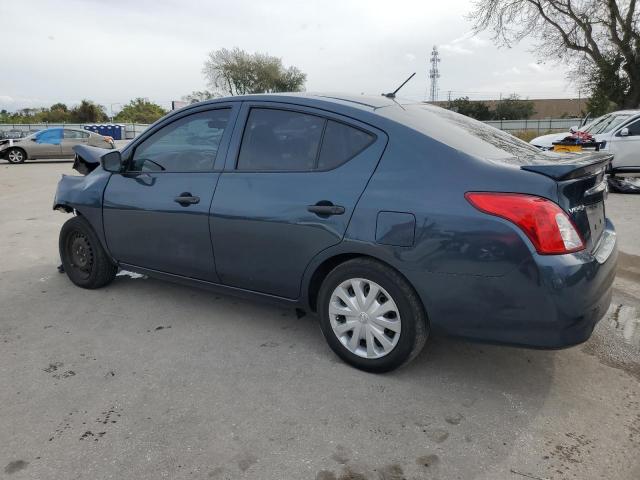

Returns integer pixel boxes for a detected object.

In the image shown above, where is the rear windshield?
[392,104,557,165]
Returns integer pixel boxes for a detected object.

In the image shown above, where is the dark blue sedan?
[53,94,617,372]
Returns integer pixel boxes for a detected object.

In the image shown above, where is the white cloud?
[493,67,523,76]
[527,62,545,72]
[440,44,474,55]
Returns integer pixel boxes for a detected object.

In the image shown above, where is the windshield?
[584,114,633,134]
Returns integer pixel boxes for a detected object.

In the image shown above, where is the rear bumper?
[405,220,618,348]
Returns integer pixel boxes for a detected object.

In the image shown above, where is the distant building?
[433,98,586,119]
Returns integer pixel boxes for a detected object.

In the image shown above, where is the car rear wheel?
[317,258,428,373]
[59,216,117,289]
[6,148,26,164]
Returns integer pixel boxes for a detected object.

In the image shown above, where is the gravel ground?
[0,161,638,480]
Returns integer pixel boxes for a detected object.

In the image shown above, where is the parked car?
[54,94,619,372]
[0,129,27,140]
[0,127,114,164]
[530,110,640,170]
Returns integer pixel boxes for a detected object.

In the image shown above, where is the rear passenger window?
[318,120,375,170]
[237,109,324,170]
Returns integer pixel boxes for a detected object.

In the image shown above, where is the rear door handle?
[174,193,200,206]
[307,203,345,216]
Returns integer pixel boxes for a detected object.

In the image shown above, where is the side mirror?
[101,151,123,172]
[619,127,630,137]
[569,126,579,134]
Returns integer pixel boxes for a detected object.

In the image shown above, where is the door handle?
[307,202,345,217]
[174,193,200,206]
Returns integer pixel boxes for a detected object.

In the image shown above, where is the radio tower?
[429,46,441,102]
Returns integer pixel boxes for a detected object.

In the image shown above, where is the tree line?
[0,98,168,124]
[443,94,536,120]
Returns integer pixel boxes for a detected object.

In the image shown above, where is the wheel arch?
[304,250,427,319]
[5,146,28,161]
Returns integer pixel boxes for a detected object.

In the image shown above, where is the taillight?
[465,192,585,255]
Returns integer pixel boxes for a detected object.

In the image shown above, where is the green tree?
[41,103,71,122]
[471,1,640,110]
[203,47,306,95]
[446,97,493,120]
[69,100,108,123]
[494,95,536,120]
[114,98,167,123]
[182,90,217,104]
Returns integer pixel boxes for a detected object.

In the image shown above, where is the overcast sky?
[0,0,581,113]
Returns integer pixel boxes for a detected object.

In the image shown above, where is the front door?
[103,105,237,281]
[210,103,387,299]
[612,118,640,168]
[30,128,63,158]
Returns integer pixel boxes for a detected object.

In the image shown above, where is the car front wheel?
[6,148,26,164]
[317,258,428,373]
[59,216,117,289]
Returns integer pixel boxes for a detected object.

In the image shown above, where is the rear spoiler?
[520,152,613,181]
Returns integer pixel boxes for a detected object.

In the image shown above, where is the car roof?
[189,92,419,114]
[608,110,640,115]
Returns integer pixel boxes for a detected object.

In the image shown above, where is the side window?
[130,109,230,172]
[625,119,640,136]
[35,129,62,144]
[64,129,89,139]
[237,108,324,171]
[318,120,375,170]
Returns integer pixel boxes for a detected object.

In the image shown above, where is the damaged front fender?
[72,144,114,175]
[53,166,114,259]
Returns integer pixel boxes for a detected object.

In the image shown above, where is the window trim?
[125,107,233,174]
[233,106,377,173]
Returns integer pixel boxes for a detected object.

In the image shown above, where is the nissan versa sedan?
[53,94,618,372]
[1,127,114,163]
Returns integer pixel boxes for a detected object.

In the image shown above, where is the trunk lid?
[522,152,612,251]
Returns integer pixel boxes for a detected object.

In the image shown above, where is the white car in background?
[530,110,640,170]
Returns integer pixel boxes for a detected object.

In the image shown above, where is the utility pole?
[429,46,440,102]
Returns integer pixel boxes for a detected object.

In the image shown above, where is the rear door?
[103,104,237,281]
[210,102,387,299]
[62,129,89,156]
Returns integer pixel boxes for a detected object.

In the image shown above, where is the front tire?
[6,147,26,164]
[317,258,428,373]
[59,216,117,289]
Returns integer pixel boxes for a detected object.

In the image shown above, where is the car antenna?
[382,73,416,99]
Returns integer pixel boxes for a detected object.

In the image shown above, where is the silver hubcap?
[8,150,23,162]
[329,278,401,359]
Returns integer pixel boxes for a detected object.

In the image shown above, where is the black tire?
[5,147,26,164]
[317,258,428,373]
[59,215,117,289]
